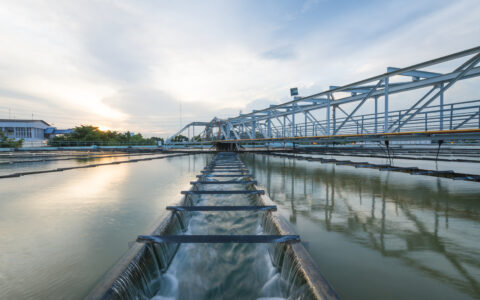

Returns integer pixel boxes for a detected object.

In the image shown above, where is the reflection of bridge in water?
[245,154,480,298]
[166,47,480,148]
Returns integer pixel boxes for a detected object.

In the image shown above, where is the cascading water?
[89,153,335,300]
[106,215,185,299]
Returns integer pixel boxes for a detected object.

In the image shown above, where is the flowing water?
[113,153,313,300]
[148,195,279,300]
[242,153,480,300]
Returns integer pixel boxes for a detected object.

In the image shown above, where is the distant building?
[0,119,73,142]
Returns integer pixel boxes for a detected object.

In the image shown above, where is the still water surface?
[0,154,211,299]
[0,153,164,176]
[242,154,480,300]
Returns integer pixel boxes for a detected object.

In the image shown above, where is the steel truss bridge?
[166,47,480,147]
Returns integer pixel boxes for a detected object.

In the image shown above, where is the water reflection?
[0,153,163,176]
[243,154,480,300]
[0,154,210,299]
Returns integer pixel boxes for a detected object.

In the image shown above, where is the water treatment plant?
[1,1,480,298]
[0,46,479,299]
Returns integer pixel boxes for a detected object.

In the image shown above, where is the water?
[0,153,165,176]
[0,154,211,299]
[242,153,480,300]
[3,151,479,299]
[107,154,320,300]
[151,196,276,299]
[117,153,310,300]
[290,152,480,175]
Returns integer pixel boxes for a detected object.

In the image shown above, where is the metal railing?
[166,47,480,145]
[265,99,480,137]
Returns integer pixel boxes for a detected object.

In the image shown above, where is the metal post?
[283,115,286,137]
[304,113,307,136]
[384,77,389,132]
[327,94,331,135]
[267,112,272,138]
[251,118,256,139]
[440,83,444,130]
[450,104,454,130]
[425,112,428,131]
[333,105,336,135]
[292,104,296,137]
[361,115,364,134]
[398,111,401,128]
[374,96,378,133]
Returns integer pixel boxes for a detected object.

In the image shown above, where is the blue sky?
[0,0,478,136]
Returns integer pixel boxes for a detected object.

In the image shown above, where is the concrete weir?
[87,152,338,300]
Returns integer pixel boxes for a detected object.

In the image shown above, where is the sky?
[0,0,479,137]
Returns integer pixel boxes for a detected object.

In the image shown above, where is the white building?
[0,119,50,141]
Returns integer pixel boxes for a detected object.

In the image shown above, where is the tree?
[150,137,164,144]
[48,125,157,146]
[171,135,189,142]
[0,132,23,148]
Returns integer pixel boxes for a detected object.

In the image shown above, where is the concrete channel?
[87,152,338,299]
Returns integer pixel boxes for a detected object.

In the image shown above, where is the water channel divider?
[0,152,166,166]
[265,152,480,182]
[0,153,190,179]
[294,149,480,163]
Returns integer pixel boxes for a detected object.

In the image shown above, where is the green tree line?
[48,125,164,146]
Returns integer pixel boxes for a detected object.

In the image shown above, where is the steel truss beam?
[166,47,480,146]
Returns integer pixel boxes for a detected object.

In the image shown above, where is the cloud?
[261,46,296,60]
[0,0,478,137]
[301,0,321,13]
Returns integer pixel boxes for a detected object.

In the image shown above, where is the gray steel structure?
[166,47,480,146]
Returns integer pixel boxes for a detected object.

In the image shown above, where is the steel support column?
[333,105,336,134]
[304,113,307,136]
[374,96,378,133]
[291,105,296,137]
[267,112,272,138]
[440,83,444,130]
[251,118,256,139]
[327,94,331,135]
[384,77,389,133]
